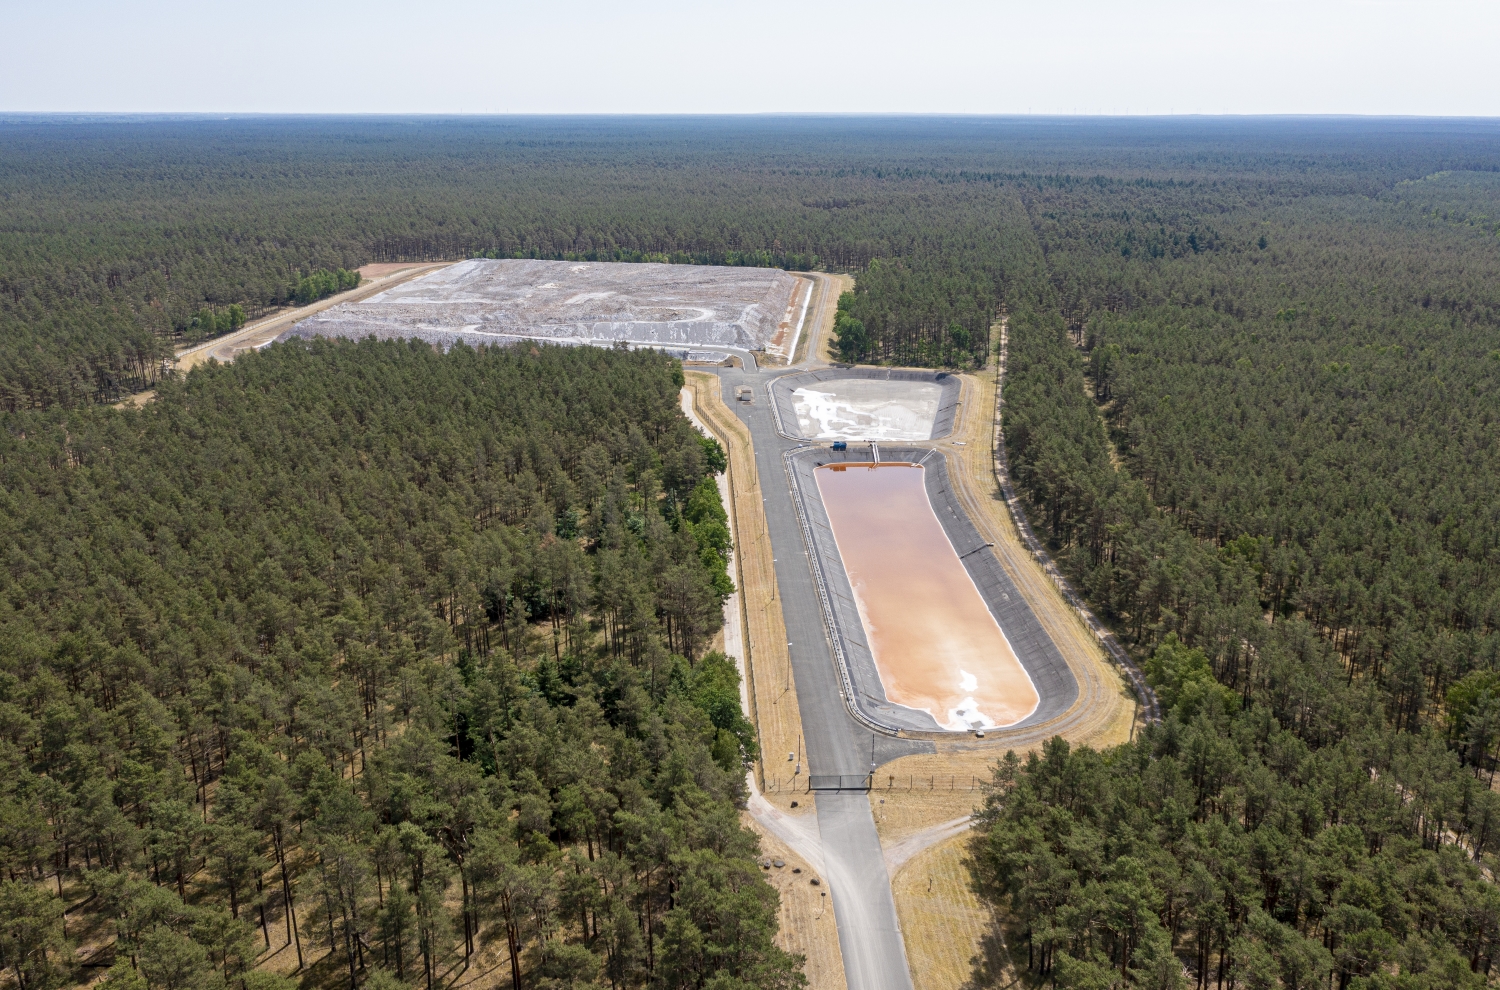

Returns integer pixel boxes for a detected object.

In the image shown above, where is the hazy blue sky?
[3,0,1495,115]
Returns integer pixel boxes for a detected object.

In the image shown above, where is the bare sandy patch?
[810,273,855,364]
[357,262,427,278]
[682,372,812,814]
[743,812,846,990]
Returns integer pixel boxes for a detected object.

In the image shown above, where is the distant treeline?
[33,115,1497,409]
[7,115,1500,990]
[470,246,820,272]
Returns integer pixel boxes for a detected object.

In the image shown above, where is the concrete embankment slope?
[782,444,1078,735]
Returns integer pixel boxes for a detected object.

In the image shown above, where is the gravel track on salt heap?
[280,259,801,355]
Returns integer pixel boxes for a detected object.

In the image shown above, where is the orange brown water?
[814,463,1039,729]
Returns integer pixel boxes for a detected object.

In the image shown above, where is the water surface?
[815,462,1039,729]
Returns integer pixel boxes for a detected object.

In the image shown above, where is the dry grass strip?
[949,368,1135,752]
[686,370,840,985]
[870,754,988,844]
[806,273,855,365]
[684,371,811,813]
[892,833,1015,990]
[871,368,1136,842]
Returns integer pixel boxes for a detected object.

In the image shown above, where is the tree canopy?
[7,115,1500,990]
[0,340,795,990]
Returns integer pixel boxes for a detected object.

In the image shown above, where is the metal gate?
[807,774,872,791]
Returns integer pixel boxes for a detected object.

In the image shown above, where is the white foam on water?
[946,670,996,729]
[946,696,997,731]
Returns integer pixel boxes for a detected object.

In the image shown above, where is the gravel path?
[883,816,973,877]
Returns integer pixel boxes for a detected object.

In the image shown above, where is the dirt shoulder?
[867,350,1136,989]
[949,365,1137,752]
[683,371,843,987]
[114,262,450,408]
[745,811,847,990]
[872,366,1135,842]
[682,373,811,814]
[176,262,450,373]
[890,833,1012,990]
[801,272,854,366]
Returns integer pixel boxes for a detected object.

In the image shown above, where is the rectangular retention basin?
[813,462,1040,730]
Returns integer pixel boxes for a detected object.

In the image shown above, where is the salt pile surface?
[281,259,799,353]
[791,379,943,441]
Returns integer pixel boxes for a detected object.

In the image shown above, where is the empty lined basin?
[791,379,943,441]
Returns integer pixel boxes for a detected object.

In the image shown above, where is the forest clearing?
[6,115,1500,990]
[112,263,449,408]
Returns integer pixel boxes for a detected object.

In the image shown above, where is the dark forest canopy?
[0,341,787,990]
[4,115,1500,408]
[7,116,1500,990]
[985,122,1500,990]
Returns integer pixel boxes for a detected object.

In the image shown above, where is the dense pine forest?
[13,116,1492,411]
[6,115,1500,990]
[987,128,1500,990]
[0,340,785,989]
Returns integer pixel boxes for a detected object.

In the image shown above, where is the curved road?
[711,279,931,990]
[712,283,1153,990]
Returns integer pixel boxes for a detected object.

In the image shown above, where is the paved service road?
[816,793,912,990]
[714,360,930,990]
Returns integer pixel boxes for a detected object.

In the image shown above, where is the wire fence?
[763,774,986,794]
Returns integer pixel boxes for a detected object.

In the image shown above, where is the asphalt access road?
[715,363,931,990]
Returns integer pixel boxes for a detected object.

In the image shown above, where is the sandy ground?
[767,276,815,365]
[684,371,845,985]
[684,373,814,812]
[806,273,855,365]
[747,812,849,990]
[357,262,431,278]
[114,389,158,409]
[870,753,990,845]
[113,263,450,408]
[844,341,1134,989]
[178,264,449,373]
[684,372,823,809]
[948,367,1137,751]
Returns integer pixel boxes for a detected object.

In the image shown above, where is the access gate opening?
[807,774,873,791]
